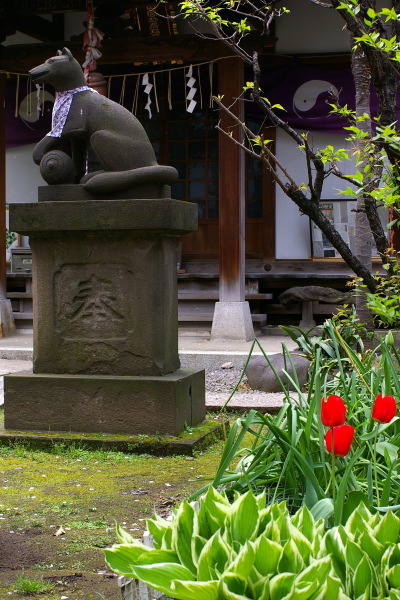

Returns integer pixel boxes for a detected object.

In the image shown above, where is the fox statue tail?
[82,165,178,194]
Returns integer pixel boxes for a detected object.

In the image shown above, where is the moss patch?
[0,412,228,598]
[0,409,228,456]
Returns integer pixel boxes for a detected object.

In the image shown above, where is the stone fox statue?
[29,47,178,194]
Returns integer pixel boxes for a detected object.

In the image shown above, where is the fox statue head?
[29,47,86,92]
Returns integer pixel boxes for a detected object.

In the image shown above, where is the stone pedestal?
[4,191,206,436]
[5,369,205,435]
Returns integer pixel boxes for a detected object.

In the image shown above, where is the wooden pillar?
[0,73,16,337]
[0,74,7,300]
[211,57,253,340]
[218,57,245,302]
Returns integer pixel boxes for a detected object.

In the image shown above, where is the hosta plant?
[105,488,400,600]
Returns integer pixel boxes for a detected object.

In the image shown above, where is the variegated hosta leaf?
[191,534,207,568]
[228,490,260,547]
[269,572,296,600]
[259,501,289,532]
[381,542,400,579]
[253,534,283,576]
[291,579,320,600]
[294,555,332,590]
[344,539,365,573]
[262,518,282,543]
[253,575,270,600]
[287,521,313,563]
[225,541,255,580]
[255,492,267,511]
[219,572,248,600]
[170,578,220,600]
[308,574,343,600]
[321,527,348,584]
[146,513,173,549]
[105,492,400,600]
[171,501,197,575]
[387,564,400,589]
[278,538,306,574]
[104,542,151,576]
[199,487,231,536]
[345,505,371,538]
[197,530,230,581]
[290,505,317,543]
[131,562,194,596]
[352,555,373,599]
[373,510,400,546]
[357,528,385,566]
[115,523,136,545]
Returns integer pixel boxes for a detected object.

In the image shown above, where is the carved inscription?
[68,275,124,323]
[55,264,130,340]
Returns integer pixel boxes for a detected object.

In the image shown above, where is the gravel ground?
[205,363,285,410]
[206,365,249,393]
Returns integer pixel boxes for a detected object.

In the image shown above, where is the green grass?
[15,574,55,595]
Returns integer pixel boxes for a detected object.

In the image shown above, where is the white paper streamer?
[142,73,153,119]
[186,65,197,113]
[36,84,42,117]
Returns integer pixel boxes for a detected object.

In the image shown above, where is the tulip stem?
[331,436,336,509]
[325,428,337,506]
[374,424,380,506]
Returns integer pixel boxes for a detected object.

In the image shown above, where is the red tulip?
[325,425,355,457]
[321,395,346,427]
[372,393,397,424]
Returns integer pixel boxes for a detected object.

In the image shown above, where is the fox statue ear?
[61,47,74,61]
[57,50,62,56]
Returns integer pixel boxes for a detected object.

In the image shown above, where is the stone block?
[10,198,198,235]
[9,198,198,377]
[246,352,311,393]
[4,368,205,436]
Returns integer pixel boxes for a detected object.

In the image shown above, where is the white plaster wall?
[275,1,351,258]
[6,145,43,204]
[275,129,351,259]
[4,31,44,205]
[64,12,86,41]
[4,15,86,207]
[2,32,42,46]
[275,0,350,54]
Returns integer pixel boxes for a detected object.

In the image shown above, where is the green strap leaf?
[310,498,334,522]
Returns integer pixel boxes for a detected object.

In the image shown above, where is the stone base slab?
[38,184,171,202]
[4,368,205,436]
[211,301,254,341]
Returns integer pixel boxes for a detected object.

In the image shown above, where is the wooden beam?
[218,57,245,302]
[1,31,276,72]
[0,36,235,72]
[0,74,7,299]
[16,0,85,13]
